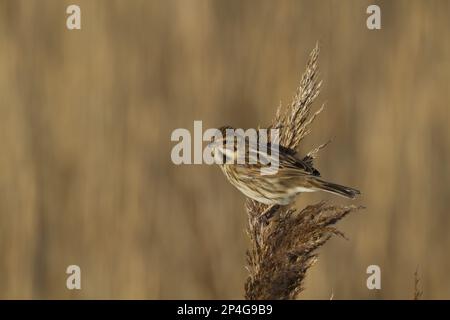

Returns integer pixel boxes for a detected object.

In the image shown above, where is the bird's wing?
[276,146,321,176]
[237,139,320,176]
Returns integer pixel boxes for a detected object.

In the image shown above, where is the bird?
[208,126,360,216]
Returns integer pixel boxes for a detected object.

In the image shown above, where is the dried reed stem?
[245,43,362,300]
[413,269,423,300]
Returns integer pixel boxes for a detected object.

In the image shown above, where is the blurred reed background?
[0,0,449,299]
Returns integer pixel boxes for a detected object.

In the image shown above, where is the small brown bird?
[209,126,360,209]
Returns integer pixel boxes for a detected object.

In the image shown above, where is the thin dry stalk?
[245,44,362,300]
[413,269,423,300]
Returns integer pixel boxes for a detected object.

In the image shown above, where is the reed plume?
[244,43,362,300]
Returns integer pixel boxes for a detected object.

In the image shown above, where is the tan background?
[0,0,449,299]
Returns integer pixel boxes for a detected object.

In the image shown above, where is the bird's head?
[208,125,238,164]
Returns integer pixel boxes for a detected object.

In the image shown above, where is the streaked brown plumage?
[209,126,360,206]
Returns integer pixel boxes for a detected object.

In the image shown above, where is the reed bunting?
[208,126,360,208]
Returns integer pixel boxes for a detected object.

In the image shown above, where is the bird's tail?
[309,178,360,199]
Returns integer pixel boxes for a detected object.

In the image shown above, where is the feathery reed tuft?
[245,43,362,300]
